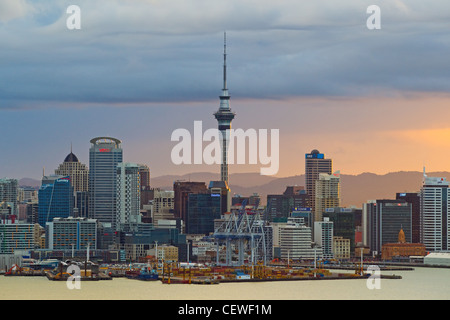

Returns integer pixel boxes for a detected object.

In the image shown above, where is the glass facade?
[186,193,221,235]
[38,177,74,227]
[89,137,123,231]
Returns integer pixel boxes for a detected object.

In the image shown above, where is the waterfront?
[0,267,449,300]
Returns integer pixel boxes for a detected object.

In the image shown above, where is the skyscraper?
[55,149,89,218]
[55,149,89,192]
[305,149,332,217]
[116,163,141,232]
[314,171,341,222]
[214,32,235,186]
[0,178,18,216]
[420,174,450,252]
[363,199,412,256]
[38,176,74,227]
[89,137,123,231]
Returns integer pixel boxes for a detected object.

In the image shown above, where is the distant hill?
[21,171,450,208]
[151,171,449,208]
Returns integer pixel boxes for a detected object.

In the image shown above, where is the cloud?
[1,0,450,110]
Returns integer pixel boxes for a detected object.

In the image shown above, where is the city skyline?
[2,1,450,180]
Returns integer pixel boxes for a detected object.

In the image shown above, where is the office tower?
[279,218,323,260]
[396,192,421,243]
[305,149,332,217]
[420,175,450,252]
[138,164,152,208]
[363,199,412,256]
[38,176,74,227]
[314,171,340,222]
[173,181,207,222]
[45,217,97,251]
[0,178,18,216]
[89,137,123,231]
[186,191,221,235]
[55,149,89,192]
[267,186,310,222]
[55,149,89,219]
[208,181,230,215]
[323,207,357,254]
[214,32,235,186]
[116,163,141,232]
[314,218,334,259]
[151,189,174,225]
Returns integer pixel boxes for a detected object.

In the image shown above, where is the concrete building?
[305,150,332,217]
[116,163,141,232]
[420,174,450,252]
[0,178,18,216]
[0,221,36,254]
[89,137,123,232]
[45,217,97,251]
[314,218,334,259]
[314,172,340,223]
[333,236,351,260]
[279,218,322,260]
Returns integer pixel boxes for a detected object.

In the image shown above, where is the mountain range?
[20,171,450,208]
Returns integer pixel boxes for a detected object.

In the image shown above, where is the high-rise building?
[314,171,340,223]
[305,149,332,217]
[173,181,207,222]
[396,192,421,243]
[420,175,450,252]
[363,199,412,256]
[0,178,18,216]
[214,32,235,188]
[38,176,74,227]
[186,191,221,235]
[89,137,123,231]
[267,186,310,222]
[55,149,89,219]
[314,218,334,259]
[138,164,152,209]
[55,149,89,192]
[151,189,174,225]
[279,218,323,260]
[116,163,141,232]
[323,207,357,254]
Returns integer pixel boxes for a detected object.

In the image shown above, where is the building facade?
[363,199,412,256]
[89,137,123,231]
[314,172,340,223]
[420,175,450,252]
[45,217,97,251]
[0,178,18,216]
[305,150,332,218]
[38,176,74,227]
[116,163,141,232]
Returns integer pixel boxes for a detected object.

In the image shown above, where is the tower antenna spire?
[223,31,227,91]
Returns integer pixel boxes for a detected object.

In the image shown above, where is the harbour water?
[1,267,449,300]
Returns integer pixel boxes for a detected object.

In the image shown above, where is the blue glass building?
[186,192,222,235]
[38,176,74,227]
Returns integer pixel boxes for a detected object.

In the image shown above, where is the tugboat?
[126,266,159,281]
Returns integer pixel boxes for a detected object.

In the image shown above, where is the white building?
[279,218,322,260]
[116,163,141,231]
[0,178,18,216]
[420,174,450,252]
[314,218,334,260]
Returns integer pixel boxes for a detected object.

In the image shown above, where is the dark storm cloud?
[1,0,450,109]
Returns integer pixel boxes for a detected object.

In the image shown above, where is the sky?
[1,0,450,181]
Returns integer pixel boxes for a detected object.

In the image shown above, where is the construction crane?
[212,199,270,266]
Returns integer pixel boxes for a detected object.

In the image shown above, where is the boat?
[126,266,159,281]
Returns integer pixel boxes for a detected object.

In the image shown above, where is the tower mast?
[214,32,235,186]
